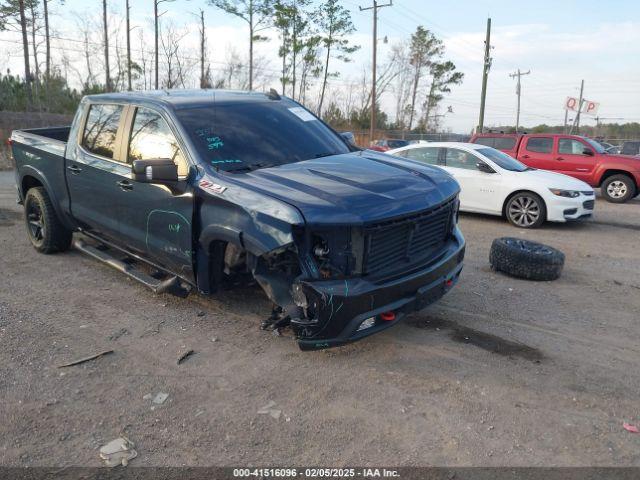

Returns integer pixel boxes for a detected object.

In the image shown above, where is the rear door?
[554,137,597,182]
[117,105,195,281]
[518,136,556,170]
[66,102,128,242]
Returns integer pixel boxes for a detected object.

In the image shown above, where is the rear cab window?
[82,103,124,160]
[525,137,553,154]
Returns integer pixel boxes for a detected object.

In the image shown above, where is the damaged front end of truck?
[221,193,465,351]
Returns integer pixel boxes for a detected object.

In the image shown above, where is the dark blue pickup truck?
[11,89,465,350]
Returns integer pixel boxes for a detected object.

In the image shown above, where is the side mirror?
[583,148,595,156]
[476,161,495,174]
[340,131,356,146]
[132,158,178,183]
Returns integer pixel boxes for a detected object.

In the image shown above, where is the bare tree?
[154,0,174,89]
[19,0,33,106]
[102,0,111,91]
[196,8,212,88]
[160,22,195,89]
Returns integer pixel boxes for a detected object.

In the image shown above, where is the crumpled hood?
[223,151,459,224]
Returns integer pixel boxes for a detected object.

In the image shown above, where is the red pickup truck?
[470,133,640,203]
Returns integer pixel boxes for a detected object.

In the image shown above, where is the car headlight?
[549,188,580,198]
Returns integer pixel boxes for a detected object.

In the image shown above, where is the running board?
[73,239,189,296]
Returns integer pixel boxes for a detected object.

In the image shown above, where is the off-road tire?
[24,187,72,254]
[504,192,546,228]
[489,237,564,281]
[601,174,636,203]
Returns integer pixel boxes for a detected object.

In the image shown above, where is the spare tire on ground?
[489,237,565,281]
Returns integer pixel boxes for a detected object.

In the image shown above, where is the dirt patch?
[0,208,22,226]
[407,315,544,362]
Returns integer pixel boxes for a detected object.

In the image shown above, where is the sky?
[1,0,639,133]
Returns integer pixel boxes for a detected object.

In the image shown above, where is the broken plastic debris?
[623,422,639,433]
[257,401,282,419]
[99,437,137,467]
[152,392,169,405]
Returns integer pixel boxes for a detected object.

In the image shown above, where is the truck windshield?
[174,101,350,172]
[477,147,529,172]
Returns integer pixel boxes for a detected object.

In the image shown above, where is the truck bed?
[11,126,72,205]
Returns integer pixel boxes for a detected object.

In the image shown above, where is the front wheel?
[602,174,636,203]
[24,187,72,253]
[505,192,546,228]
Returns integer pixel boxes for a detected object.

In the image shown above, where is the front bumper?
[546,193,595,222]
[296,228,465,350]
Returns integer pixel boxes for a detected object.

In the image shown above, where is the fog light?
[380,311,395,321]
[357,317,376,331]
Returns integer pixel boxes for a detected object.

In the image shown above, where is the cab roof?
[83,89,281,110]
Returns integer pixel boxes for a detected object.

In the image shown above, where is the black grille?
[363,199,454,276]
[583,200,595,210]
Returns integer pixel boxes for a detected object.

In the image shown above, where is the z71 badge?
[199,179,227,194]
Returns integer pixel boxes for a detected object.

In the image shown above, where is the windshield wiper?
[313,151,340,159]
[226,162,276,173]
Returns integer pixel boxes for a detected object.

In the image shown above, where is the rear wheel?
[24,187,72,253]
[602,174,636,203]
[505,192,546,228]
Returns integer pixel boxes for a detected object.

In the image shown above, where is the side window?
[82,104,124,159]
[494,137,517,150]
[444,149,477,170]
[405,147,440,165]
[474,137,495,147]
[526,137,553,153]
[558,139,588,155]
[128,107,189,176]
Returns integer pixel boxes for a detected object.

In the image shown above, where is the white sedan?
[388,142,595,228]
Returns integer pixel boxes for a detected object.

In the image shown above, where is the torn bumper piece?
[297,231,465,350]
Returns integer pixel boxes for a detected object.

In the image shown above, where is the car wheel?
[24,187,73,254]
[505,192,546,228]
[602,174,636,203]
[489,237,564,281]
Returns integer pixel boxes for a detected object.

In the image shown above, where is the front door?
[555,137,597,183]
[67,102,129,243]
[118,105,195,281]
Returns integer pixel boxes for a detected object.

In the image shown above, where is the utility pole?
[569,80,584,135]
[575,79,584,134]
[477,17,491,133]
[509,69,530,132]
[126,0,132,91]
[563,109,568,134]
[360,0,393,144]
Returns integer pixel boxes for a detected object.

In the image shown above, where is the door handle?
[521,154,530,159]
[556,157,565,161]
[117,180,134,191]
[67,164,82,174]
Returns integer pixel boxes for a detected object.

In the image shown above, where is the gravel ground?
[1,170,640,467]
